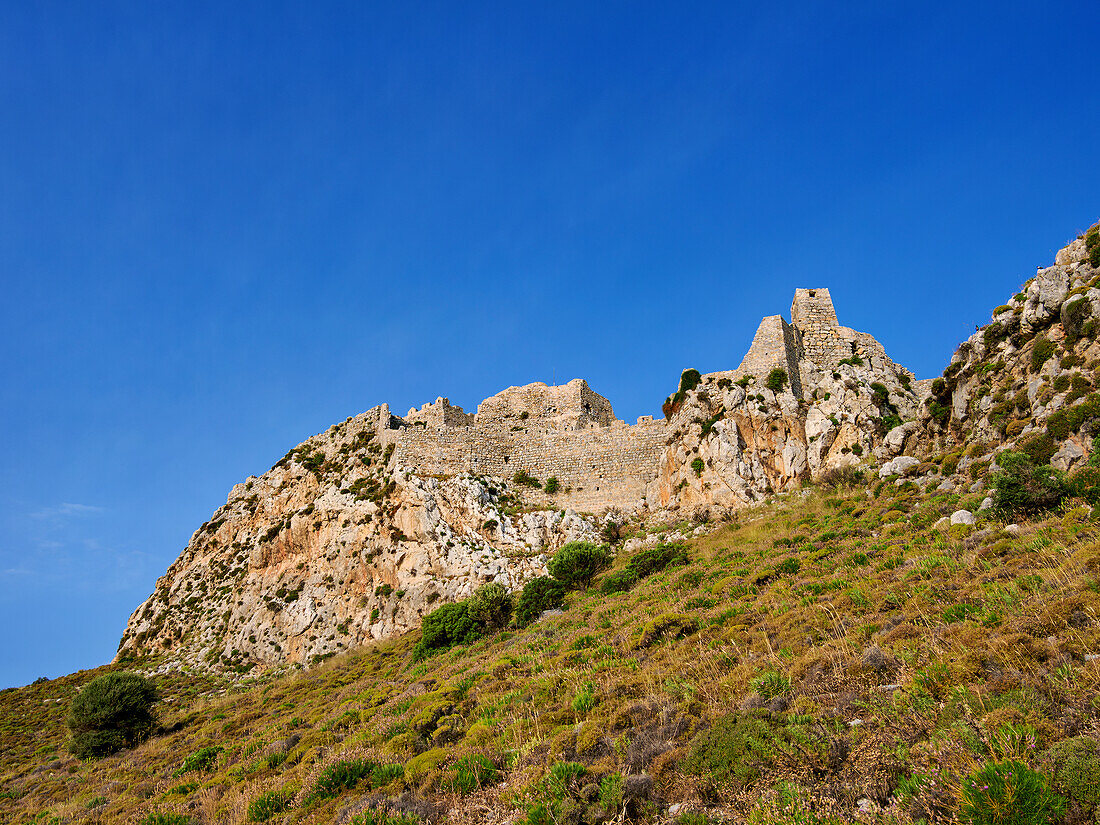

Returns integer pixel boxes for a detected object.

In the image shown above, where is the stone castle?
[363,288,910,511]
[733,288,908,394]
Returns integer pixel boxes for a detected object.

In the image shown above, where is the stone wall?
[790,288,855,369]
[734,315,804,393]
[475,379,615,429]
[385,419,667,511]
[405,397,476,428]
[376,379,668,512]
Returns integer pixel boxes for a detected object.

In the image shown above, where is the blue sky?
[1,1,1098,688]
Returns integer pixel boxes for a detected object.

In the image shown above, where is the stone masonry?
[368,290,908,514]
[733,287,910,397]
[381,379,668,512]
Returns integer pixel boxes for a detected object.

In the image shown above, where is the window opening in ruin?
[808,290,816,297]
[503,456,509,463]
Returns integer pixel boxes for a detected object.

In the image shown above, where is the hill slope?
[5,479,1100,824]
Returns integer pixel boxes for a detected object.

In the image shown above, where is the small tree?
[991,451,1067,517]
[467,581,512,629]
[412,601,482,661]
[547,542,612,589]
[67,672,158,759]
[514,577,568,626]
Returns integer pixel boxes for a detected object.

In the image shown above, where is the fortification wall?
[405,397,476,428]
[733,315,804,397]
[476,379,614,429]
[386,419,668,511]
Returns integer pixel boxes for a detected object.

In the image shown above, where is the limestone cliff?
[116,411,598,670]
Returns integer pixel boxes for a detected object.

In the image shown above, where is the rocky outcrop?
[116,413,597,670]
[646,347,920,513]
[917,221,1100,474]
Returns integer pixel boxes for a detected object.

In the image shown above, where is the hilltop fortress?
[118,285,923,670]
[364,288,913,511]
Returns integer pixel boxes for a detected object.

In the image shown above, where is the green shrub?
[679,369,702,394]
[599,569,639,595]
[521,762,588,825]
[1068,467,1100,505]
[598,772,624,812]
[248,789,291,821]
[349,813,423,825]
[513,470,541,488]
[67,672,158,759]
[958,759,1064,825]
[765,368,788,392]
[625,542,689,579]
[929,399,951,425]
[1044,736,1100,815]
[1031,334,1057,371]
[984,321,1007,349]
[467,582,512,629]
[173,746,222,776]
[1064,296,1092,346]
[749,670,790,700]
[514,577,568,626]
[1086,225,1100,268]
[571,682,596,714]
[664,369,704,419]
[139,814,192,825]
[682,711,823,790]
[691,458,705,477]
[543,476,559,494]
[303,758,387,802]
[1017,433,1056,465]
[1046,392,1100,439]
[412,602,482,661]
[445,754,497,794]
[991,451,1067,517]
[774,557,800,576]
[547,542,612,588]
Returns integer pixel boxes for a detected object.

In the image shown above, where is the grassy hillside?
[4,473,1100,825]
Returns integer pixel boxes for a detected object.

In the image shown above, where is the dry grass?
[4,481,1100,824]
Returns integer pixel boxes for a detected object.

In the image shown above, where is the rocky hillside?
[877,221,1100,493]
[117,222,1100,675]
[117,413,599,671]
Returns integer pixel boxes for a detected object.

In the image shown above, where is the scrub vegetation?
[6,471,1100,824]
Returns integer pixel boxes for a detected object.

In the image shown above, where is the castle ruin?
[732,287,909,393]
[371,288,910,512]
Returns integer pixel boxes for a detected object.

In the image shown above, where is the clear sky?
[1,1,1098,688]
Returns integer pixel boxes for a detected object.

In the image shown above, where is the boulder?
[879,456,920,478]
[1051,439,1086,472]
[1022,265,1071,330]
[950,509,976,526]
[883,421,919,455]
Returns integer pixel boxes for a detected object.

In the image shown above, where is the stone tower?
[790,287,854,370]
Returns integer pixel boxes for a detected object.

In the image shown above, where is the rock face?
[119,286,921,670]
[646,288,920,512]
[117,412,601,670]
[917,221,1100,475]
